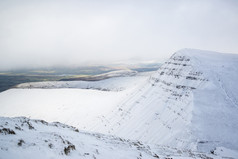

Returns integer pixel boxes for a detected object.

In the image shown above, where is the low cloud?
[0,0,238,70]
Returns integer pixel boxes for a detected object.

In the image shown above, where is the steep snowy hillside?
[90,49,238,152]
[0,117,234,159]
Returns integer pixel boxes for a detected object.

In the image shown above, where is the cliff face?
[92,49,238,151]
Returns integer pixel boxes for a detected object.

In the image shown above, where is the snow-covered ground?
[0,74,150,129]
[0,48,238,158]
[0,117,235,159]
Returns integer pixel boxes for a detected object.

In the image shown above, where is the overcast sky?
[0,0,238,70]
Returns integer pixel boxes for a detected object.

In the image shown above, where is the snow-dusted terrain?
[0,49,238,158]
[0,74,149,129]
[0,117,236,159]
[15,72,149,91]
[90,49,238,152]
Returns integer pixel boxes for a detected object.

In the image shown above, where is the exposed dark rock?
[17,139,25,146]
[153,153,160,158]
[48,143,53,149]
[0,128,16,135]
[64,144,76,155]
[186,76,198,80]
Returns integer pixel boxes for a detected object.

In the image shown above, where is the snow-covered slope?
[0,117,234,159]
[0,74,149,130]
[0,49,238,156]
[89,49,238,152]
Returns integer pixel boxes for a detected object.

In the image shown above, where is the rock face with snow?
[0,49,238,158]
[91,49,238,152]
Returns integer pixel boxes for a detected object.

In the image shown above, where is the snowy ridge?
[0,117,234,159]
[90,49,238,152]
[0,74,150,131]
[90,49,208,148]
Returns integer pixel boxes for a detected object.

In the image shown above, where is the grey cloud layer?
[0,0,238,70]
